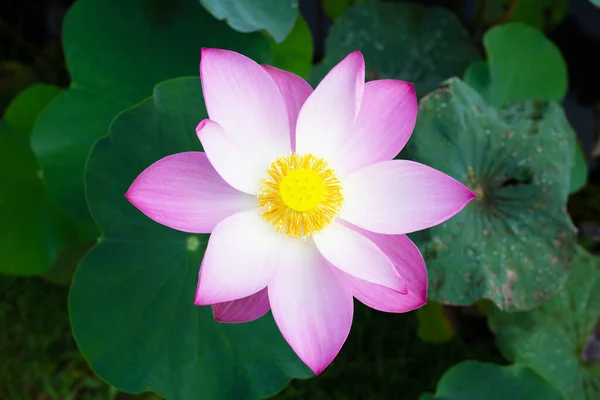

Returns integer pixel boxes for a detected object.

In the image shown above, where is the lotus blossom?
[125,48,475,374]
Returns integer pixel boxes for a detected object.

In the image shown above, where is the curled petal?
[197,119,267,195]
[200,48,290,172]
[313,221,407,293]
[344,225,428,313]
[212,288,270,323]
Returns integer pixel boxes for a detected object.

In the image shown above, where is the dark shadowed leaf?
[310,1,480,96]
[423,360,563,400]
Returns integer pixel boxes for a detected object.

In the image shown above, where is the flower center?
[258,153,343,238]
[279,169,325,212]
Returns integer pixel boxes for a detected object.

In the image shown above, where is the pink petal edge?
[125,152,255,233]
[341,160,476,234]
[268,240,353,375]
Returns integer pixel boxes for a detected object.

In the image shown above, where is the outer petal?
[200,48,290,173]
[341,160,476,234]
[344,225,428,313]
[195,210,286,305]
[211,288,270,323]
[313,221,407,293]
[197,119,265,194]
[125,152,255,233]
[262,65,313,151]
[295,51,365,171]
[269,240,353,375]
[337,80,417,175]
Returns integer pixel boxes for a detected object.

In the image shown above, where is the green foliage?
[199,0,299,42]
[322,0,354,19]
[310,1,480,96]
[423,361,563,400]
[466,23,567,107]
[0,0,596,398]
[480,0,568,30]
[30,0,271,232]
[269,15,314,78]
[489,247,600,400]
[409,78,577,311]
[4,84,62,138]
[417,302,456,344]
[463,23,585,195]
[0,85,74,275]
[70,77,311,399]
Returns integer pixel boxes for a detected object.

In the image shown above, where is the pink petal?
[313,221,407,293]
[200,48,290,172]
[340,160,476,234]
[262,65,313,151]
[212,288,270,323]
[197,119,265,194]
[269,240,353,375]
[337,80,417,175]
[195,210,285,305]
[125,152,255,233]
[344,225,428,313]
[295,51,365,171]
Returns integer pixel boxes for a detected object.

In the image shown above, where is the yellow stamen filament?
[258,153,343,238]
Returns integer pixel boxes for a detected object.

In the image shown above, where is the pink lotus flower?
[126,48,475,374]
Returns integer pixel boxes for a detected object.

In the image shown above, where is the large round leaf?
[409,78,577,311]
[199,0,298,43]
[310,2,480,96]
[489,247,600,400]
[423,361,563,400]
[70,77,310,399]
[31,0,270,228]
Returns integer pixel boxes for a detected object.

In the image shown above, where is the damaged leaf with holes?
[408,78,577,311]
[489,247,600,400]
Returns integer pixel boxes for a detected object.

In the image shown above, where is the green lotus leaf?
[489,247,600,399]
[70,77,310,399]
[423,360,563,400]
[408,78,577,311]
[31,0,270,231]
[199,0,298,42]
[311,1,480,96]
